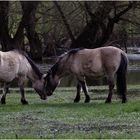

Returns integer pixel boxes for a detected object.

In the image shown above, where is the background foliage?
[0,1,140,60]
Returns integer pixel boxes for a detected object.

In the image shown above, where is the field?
[0,85,140,139]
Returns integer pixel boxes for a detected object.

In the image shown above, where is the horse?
[0,49,47,105]
[44,46,128,103]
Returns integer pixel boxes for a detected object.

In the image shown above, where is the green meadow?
[0,85,140,139]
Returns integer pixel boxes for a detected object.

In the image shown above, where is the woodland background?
[0,1,140,61]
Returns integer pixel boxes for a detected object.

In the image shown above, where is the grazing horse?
[44,46,128,103]
[0,50,47,104]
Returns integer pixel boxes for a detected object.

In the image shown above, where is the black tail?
[116,53,128,103]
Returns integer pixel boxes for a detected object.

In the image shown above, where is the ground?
[0,85,140,139]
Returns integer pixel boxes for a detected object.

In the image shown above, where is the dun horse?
[44,46,128,103]
[0,50,47,104]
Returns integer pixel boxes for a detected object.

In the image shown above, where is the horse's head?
[33,74,48,100]
[44,71,60,96]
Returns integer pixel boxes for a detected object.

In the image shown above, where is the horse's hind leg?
[74,82,82,103]
[105,76,115,103]
[18,77,28,105]
[1,82,10,104]
[80,81,90,103]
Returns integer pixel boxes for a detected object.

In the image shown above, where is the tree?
[0,1,139,59]
[21,1,42,61]
[0,1,15,51]
[0,1,42,61]
[70,1,135,49]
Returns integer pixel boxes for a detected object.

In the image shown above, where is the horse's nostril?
[47,92,52,96]
[41,95,46,100]
[39,93,46,100]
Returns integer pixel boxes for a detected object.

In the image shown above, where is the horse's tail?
[116,52,128,103]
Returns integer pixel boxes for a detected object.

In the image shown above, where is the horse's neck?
[27,68,40,83]
[17,56,36,82]
[55,58,70,78]
[25,57,42,83]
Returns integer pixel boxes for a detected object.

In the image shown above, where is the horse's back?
[69,48,102,77]
[0,50,31,82]
[69,46,126,77]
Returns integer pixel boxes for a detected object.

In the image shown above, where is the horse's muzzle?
[47,91,53,96]
[40,95,47,100]
[34,88,47,100]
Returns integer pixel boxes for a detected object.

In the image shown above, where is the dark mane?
[48,61,59,77]
[16,50,43,79]
[67,48,83,56]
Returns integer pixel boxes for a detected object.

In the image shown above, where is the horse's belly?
[72,56,104,78]
[0,69,16,82]
[84,70,104,78]
[82,61,104,77]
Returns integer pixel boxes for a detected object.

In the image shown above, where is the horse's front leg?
[79,81,90,103]
[74,82,82,103]
[1,82,10,104]
[18,77,28,105]
[105,76,115,103]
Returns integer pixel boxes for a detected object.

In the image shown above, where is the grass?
[0,85,140,139]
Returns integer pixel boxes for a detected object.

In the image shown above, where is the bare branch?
[53,1,75,42]
[113,2,135,23]
[84,2,95,19]
[120,17,140,26]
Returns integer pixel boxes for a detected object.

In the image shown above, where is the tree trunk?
[0,2,25,51]
[54,1,75,43]
[0,2,13,51]
[21,2,42,61]
[70,2,134,49]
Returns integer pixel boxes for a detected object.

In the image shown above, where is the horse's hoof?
[74,100,79,103]
[122,99,127,103]
[84,97,90,103]
[74,98,80,103]
[21,99,28,105]
[1,97,6,104]
[105,100,111,103]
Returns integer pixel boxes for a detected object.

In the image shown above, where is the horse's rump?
[0,50,31,82]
